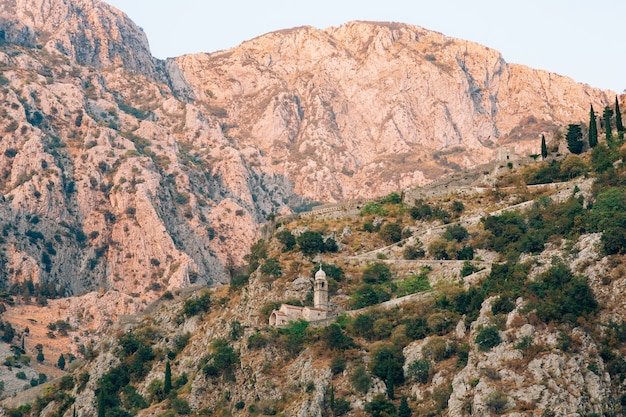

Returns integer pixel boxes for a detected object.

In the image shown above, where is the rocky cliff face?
[0,0,158,78]
[174,21,613,202]
[0,1,616,307]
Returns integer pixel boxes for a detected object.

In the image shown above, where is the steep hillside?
[0,3,623,410]
[174,21,614,202]
[0,0,615,306]
[13,142,626,417]
[0,0,314,305]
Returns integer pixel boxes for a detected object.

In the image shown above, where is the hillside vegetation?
[6,126,626,417]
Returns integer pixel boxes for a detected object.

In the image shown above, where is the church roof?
[315,265,326,280]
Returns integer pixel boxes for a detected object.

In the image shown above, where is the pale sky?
[105,0,625,93]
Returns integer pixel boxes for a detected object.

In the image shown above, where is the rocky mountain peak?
[0,0,159,78]
[174,20,612,203]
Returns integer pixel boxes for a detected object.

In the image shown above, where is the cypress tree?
[541,134,548,158]
[164,360,172,395]
[616,96,624,133]
[385,359,394,399]
[399,396,412,417]
[97,388,106,417]
[604,106,614,146]
[589,105,598,148]
[566,124,584,154]
[57,353,65,370]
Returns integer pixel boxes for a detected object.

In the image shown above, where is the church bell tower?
[314,265,328,311]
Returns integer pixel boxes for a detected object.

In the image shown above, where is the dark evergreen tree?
[296,231,325,257]
[164,360,172,395]
[565,124,584,154]
[541,134,548,158]
[616,96,624,134]
[604,106,614,146]
[97,387,106,417]
[398,396,412,417]
[1,322,15,343]
[588,105,598,148]
[57,353,65,370]
[275,229,296,252]
[385,359,394,399]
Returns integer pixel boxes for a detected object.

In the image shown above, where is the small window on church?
[321,282,325,288]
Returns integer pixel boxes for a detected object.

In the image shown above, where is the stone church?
[269,266,329,326]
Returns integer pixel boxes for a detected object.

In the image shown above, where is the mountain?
[174,21,613,202]
[0,0,613,304]
[0,1,625,416]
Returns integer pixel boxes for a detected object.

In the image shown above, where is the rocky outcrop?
[0,0,159,78]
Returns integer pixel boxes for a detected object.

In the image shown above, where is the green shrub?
[332,397,351,416]
[460,261,479,277]
[260,258,282,278]
[296,231,325,256]
[275,229,296,251]
[515,335,534,352]
[278,319,309,357]
[172,398,191,415]
[322,324,355,351]
[182,290,211,317]
[491,296,515,315]
[423,338,450,362]
[396,272,430,296]
[202,339,239,381]
[247,331,269,350]
[349,284,391,309]
[360,202,386,216]
[350,365,371,394]
[403,242,425,260]
[410,201,433,220]
[243,239,267,273]
[370,344,404,385]
[330,356,347,375]
[381,192,402,204]
[350,314,375,339]
[475,326,501,352]
[486,390,508,414]
[365,394,396,417]
[229,274,249,290]
[407,359,430,383]
[173,332,191,354]
[443,224,468,242]
[528,264,597,324]
[379,222,402,244]
[451,200,465,214]
[310,263,345,281]
[362,263,392,283]
[404,317,428,340]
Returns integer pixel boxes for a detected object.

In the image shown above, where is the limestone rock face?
[0,1,616,306]
[0,0,159,78]
[174,21,613,202]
